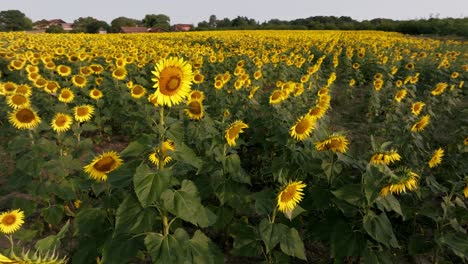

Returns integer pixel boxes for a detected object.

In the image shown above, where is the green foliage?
[0,10,32,31]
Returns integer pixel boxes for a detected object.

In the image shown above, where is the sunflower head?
[411,101,425,116]
[74,105,95,123]
[225,120,249,147]
[290,115,316,141]
[89,88,103,100]
[277,181,307,219]
[185,100,204,120]
[51,113,73,133]
[380,168,419,196]
[58,88,75,103]
[151,57,194,107]
[411,115,430,132]
[130,85,146,99]
[84,151,123,181]
[315,134,349,153]
[428,148,444,168]
[149,140,175,167]
[0,209,25,234]
[8,107,41,130]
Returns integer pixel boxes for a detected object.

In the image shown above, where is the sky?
[1,0,466,25]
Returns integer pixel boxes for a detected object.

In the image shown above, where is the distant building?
[148,27,167,33]
[120,26,148,33]
[33,19,73,31]
[172,24,193,31]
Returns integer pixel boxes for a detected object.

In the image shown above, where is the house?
[120,26,148,33]
[148,27,167,33]
[172,24,193,31]
[33,19,73,31]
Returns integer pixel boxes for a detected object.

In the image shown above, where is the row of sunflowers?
[0,30,466,263]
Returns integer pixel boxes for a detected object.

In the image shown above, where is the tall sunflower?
[151,57,194,107]
[428,148,444,168]
[380,169,419,196]
[8,108,41,130]
[73,105,95,122]
[149,140,175,167]
[277,181,307,219]
[411,101,425,116]
[51,113,73,133]
[0,209,25,234]
[84,151,123,181]
[185,100,204,120]
[290,115,315,141]
[225,120,249,147]
[315,135,349,153]
[411,115,430,132]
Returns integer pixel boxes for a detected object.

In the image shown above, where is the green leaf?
[408,235,433,255]
[186,230,223,264]
[259,219,288,253]
[279,227,307,260]
[225,154,251,184]
[120,135,152,157]
[363,211,399,248]
[437,232,468,259]
[133,163,171,207]
[253,188,276,215]
[172,141,202,169]
[115,194,158,234]
[230,222,262,257]
[363,249,393,264]
[101,235,143,264]
[331,184,363,206]
[376,194,404,219]
[330,220,365,258]
[195,206,217,228]
[74,208,107,236]
[213,206,233,230]
[41,205,64,226]
[54,179,77,201]
[35,220,70,252]
[145,232,185,264]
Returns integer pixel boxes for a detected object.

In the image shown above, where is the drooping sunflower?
[185,100,204,120]
[370,149,401,165]
[51,113,73,133]
[308,106,327,120]
[269,89,284,104]
[380,169,419,196]
[6,94,30,109]
[73,104,95,122]
[315,135,349,153]
[431,82,448,96]
[248,86,260,100]
[84,151,123,181]
[89,88,103,100]
[277,181,307,219]
[56,65,72,77]
[71,75,87,88]
[394,89,407,103]
[151,57,194,107]
[149,140,176,167]
[428,148,444,168]
[225,120,249,147]
[8,107,41,130]
[411,101,425,116]
[411,115,430,132]
[0,209,25,234]
[130,85,146,99]
[58,88,75,103]
[290,115,315,141]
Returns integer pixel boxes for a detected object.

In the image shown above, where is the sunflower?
[269,89,284,104]
[149,140,175,167]
[7,94,30,109]
[405,63,415,70]
[394,89,407,103]
[90,64,104,74]
[428,148,444,168]
[253,70,262,80]
[58,88,75,103]
[0,209,25,234]
[8,108,41,130]
[27,72,40,82]
[112,67,128,80]
[349,79,356,87]
[44,81,60,94]
[189,90,205,101]
[464,184,468,198]
[130,85,146,99]
[193,72,205,84]
[2,82,17,95]
[315,135,349,153]
[277,181,307,219]
[185,100,204,120]
[14,84,32,97]
[370,150,401,165]
[56,65,72,77]
[89,88,103,100]
[10,59,26,70]
[73,105,95,122]
[290,115,315,141]
[51,113,73,133]
[225,120,249,147]
[431,82,448,96]
[380,169,419,196]
[411,115,430,132]
[352,63,360,69]
[411,101,425,116]
[84,151,123,181]
[373,79,384,91]
[71,75,87,88]
[464,137,468,146]
[450,72,459,79]
[308,106,326,120]
[25,65,39,73]
[151,57,193,107]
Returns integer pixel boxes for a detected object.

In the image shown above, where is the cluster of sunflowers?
[0,30,466,262]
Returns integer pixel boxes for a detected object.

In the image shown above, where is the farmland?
[0,30,467,263]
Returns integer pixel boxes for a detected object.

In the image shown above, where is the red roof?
[120,27,148,33]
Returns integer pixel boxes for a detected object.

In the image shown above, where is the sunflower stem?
[158,106,165,171]
[7,234,16,257]
[270,207,278,224]
[162,212,170,236]
[28,129,35,145]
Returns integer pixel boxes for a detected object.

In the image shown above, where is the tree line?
[0,9,467,37]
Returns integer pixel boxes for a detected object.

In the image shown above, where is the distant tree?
[0,10,33,31]
[45,24,65,33]
[72,17,109,33]
[216,18,232,28]
[208,14,217,28]
[142,14,170,30]
[110,16,141,33]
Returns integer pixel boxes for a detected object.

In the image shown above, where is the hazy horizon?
[1,0,466,25]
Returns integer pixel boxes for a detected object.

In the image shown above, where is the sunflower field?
[0,30,467,263]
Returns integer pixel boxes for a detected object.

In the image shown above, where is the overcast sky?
[1,0,466,25]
